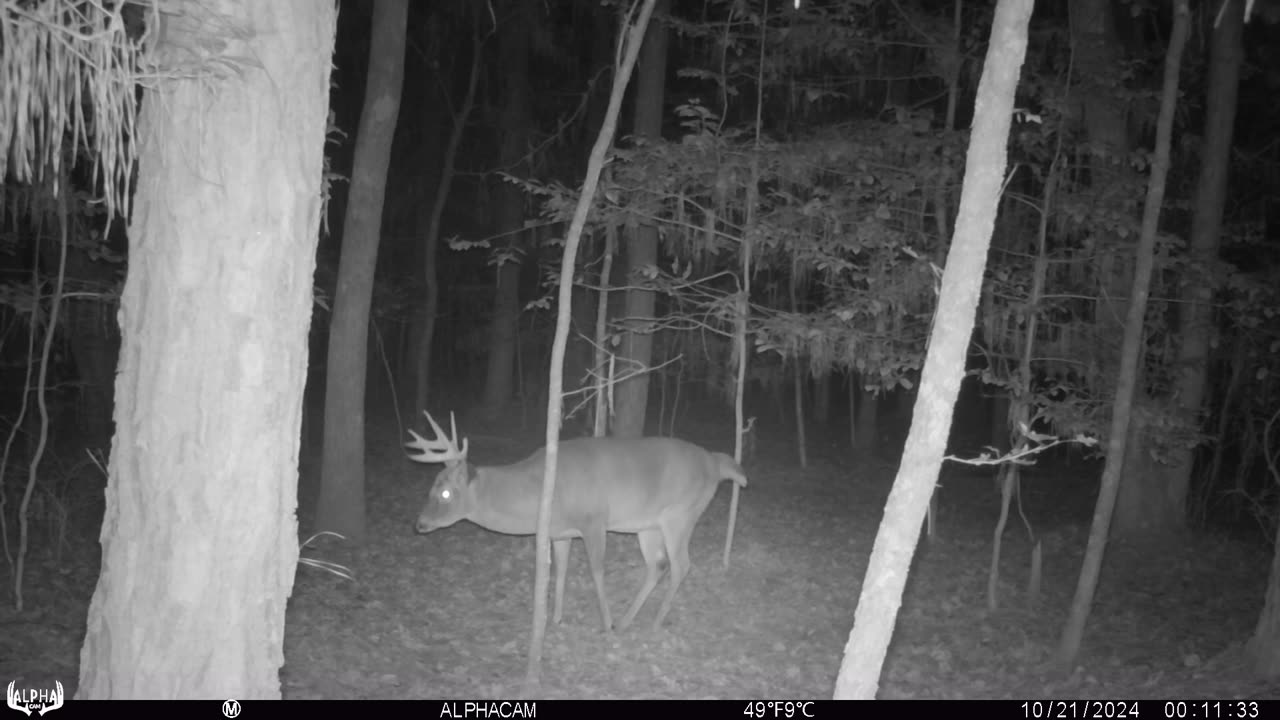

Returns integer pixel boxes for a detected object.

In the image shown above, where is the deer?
[406,411,747,632]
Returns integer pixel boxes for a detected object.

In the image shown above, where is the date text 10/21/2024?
[1022,701,1263,720]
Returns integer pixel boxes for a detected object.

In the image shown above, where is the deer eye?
[439,488,453,502]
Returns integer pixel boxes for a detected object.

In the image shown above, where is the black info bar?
[39,699,1276,719]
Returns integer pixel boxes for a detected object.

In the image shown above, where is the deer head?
[406,411,473,533]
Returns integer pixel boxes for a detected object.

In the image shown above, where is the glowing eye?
[440,489,452,502]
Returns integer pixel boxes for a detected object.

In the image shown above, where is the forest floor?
[3,412,1276,699]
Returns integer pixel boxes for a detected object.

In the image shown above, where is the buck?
[406,411,747,631]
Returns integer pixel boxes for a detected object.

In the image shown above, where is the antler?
[405,411,469,465]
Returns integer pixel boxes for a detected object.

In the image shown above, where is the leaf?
[448,236,489,251]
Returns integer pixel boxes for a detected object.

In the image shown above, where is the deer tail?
[713,451,748,487]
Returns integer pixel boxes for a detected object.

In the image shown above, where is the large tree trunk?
[833,0,1031,697]
[1071,0,1176,537]
[1058,0,1189,666]
[1165,0,1243,523]
[480,0,533,415]
[611,0,668,438]
[315,0,408,545]
[77,0,336,698]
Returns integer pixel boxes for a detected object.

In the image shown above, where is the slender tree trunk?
[855,318,888,452]
[592,227,617,436]
[854,381,878,453]
[790,260,807,467]
[612,0,668,438]
[525,1,657,686]
[943,0,962,132]
[1058,0,1189,667]
[989,393,1010,453]
[77,0,336,698]
[315,0,408,545]
[813,369,831,425]
[36,238,119,446]
[482,257,522,413]
[792,358,807,467]
[833,0,1031,697]
[1165,0,1243,527]
[413,27,483,416]
[848,373,856,448]
[480,0,533,415]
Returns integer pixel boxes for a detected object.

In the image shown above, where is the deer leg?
[552,538,571,624]
[617,528,667,630]
[652,519,692,630]
[653,487,719,629]
[580,522,613,632]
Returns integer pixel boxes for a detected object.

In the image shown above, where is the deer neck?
[465,462,541,535]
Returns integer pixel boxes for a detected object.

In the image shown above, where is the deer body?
[408,414,746,632]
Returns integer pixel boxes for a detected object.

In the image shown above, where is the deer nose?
[414,517,432,534]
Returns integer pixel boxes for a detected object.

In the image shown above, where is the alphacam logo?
[6,682,63,716]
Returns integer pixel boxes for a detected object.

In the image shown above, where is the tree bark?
[77,0,336,698]
[1058,0,1189,667]
[611,0,668,438]
[480,0,533,415]
[833,0,1031,698]
[315,0,408,545]
[1165,0,1244,526]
